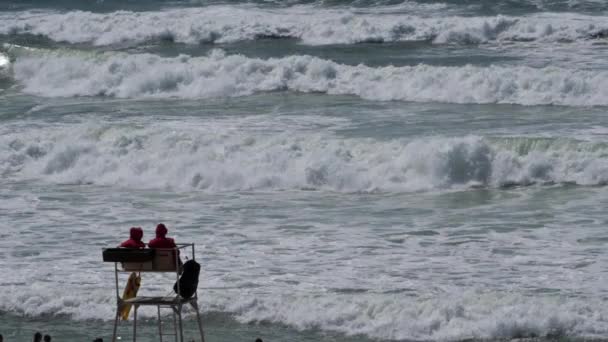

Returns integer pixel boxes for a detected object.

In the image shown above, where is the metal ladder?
[157,306,182,342]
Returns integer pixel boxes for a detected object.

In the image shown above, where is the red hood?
[156,223,168,238]
[129,227,143,241]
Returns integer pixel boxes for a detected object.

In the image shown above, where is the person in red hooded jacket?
[120,227,145,248]
[148,223,177,249]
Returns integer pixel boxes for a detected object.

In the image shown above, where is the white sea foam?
[2,118,608,340]
[2,182,607,340]
[0,52,9,69]
[3,120,608,193]
[226,291,608,340]
[0,274,607,341]
[11,49,608,106]
[0,7,606,46]
[0,52,10,83]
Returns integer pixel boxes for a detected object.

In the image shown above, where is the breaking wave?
[1,7,607,46]
[10,49,608,106]
[3,0,608,13]
[3,121,608,193]
[224,291,608,340]
[0,282,607,340]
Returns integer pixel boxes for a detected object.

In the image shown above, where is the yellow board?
[120,272,141,320]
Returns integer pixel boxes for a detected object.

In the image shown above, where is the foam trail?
[1,8,607,46]
[3,120,608,193]
[11,50,608,106]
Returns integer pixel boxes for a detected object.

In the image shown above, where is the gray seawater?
[2,0,608,341]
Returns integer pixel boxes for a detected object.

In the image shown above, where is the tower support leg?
[112,307,121,342]
[133,305,138,342]
[158,306,164,342]
[177,305,184,342]
[172,306,178,342]
[191,300,206,342]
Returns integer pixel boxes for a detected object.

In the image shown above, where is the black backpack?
[173,259,200,299]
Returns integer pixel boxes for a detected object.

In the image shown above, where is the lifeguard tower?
[102,244,205,342]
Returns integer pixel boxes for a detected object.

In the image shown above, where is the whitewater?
[2,6,608,46]
[2,0,608,341]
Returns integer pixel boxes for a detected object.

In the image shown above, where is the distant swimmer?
[148,223,177,249]
[33,332,42,342]
[43,335,51,342]
[119,227,145,248]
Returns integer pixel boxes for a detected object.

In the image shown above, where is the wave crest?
[1,8,607,46]
[3,123,608,192]
[10,49,608,106]
[0,285,605,340]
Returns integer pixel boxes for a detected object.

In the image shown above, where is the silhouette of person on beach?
[255,338,263,342]
[119,227,145,248]
[0,333,3,342]
[93,338,103,342]
[33,332,42,342]
[148,223,177,249]
[43,335,51,342]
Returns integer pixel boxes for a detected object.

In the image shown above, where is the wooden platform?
[123,296,193,306]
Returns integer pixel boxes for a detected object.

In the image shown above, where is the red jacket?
[120,227,145,248]
[148,224,177,249]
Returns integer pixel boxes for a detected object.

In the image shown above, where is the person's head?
[43,335,51,342]
[156,223,168,238]
[0,333,3,342]
[255,339,263,342]
[93,339,103,342]
[129,227,143,241]
[33,332,42,342]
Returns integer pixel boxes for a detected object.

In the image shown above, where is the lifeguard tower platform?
[102,244,205,342]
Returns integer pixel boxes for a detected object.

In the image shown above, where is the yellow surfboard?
[120,272,141,320]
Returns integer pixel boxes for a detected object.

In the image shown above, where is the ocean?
[1,0,608,341]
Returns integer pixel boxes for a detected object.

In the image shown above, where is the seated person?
[148,223,176,249]
[149,223,182,270]
[120,227,145,248]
